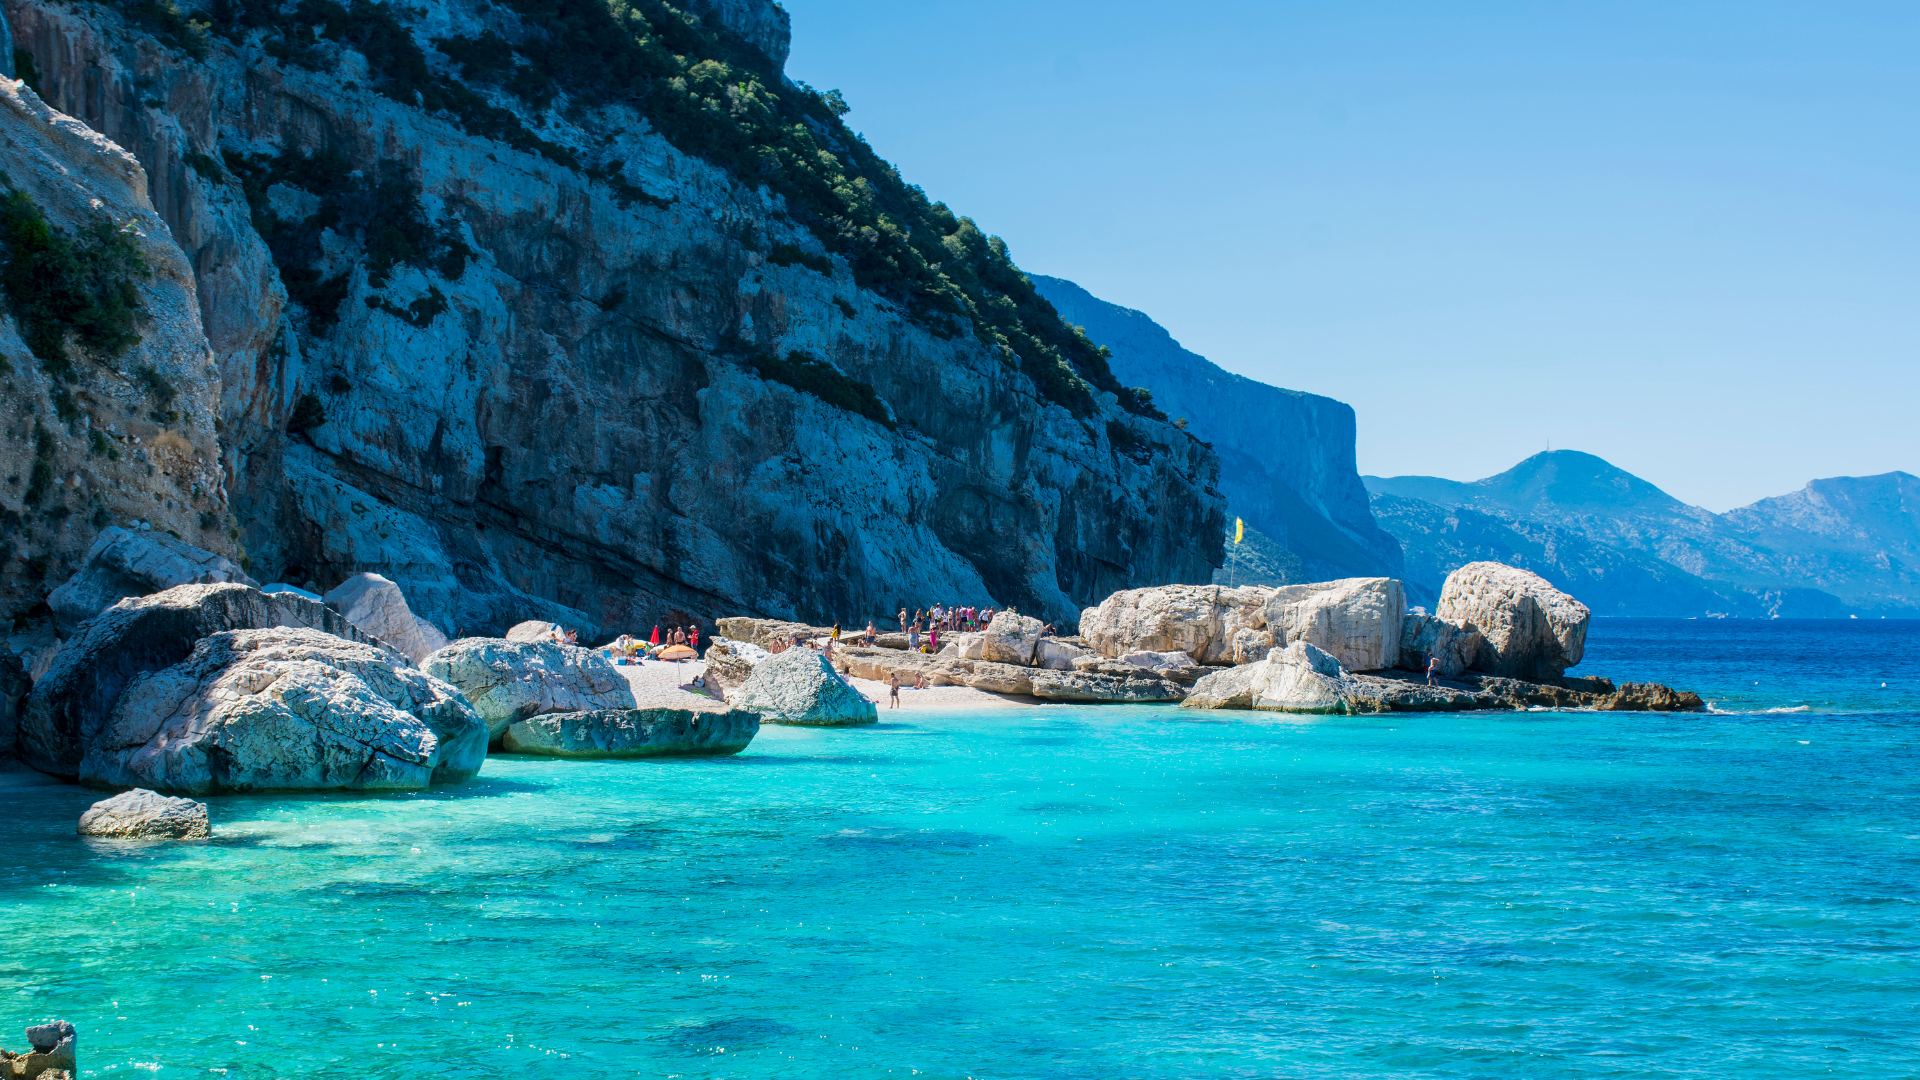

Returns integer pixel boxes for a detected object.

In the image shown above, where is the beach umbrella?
[657,644,697,661]
[650,625,661,645]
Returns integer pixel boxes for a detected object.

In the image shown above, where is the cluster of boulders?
[0,529,763,840]
[1,1019,74,1079]
[707,561,1698,717]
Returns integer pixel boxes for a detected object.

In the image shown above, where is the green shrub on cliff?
[746,347,895,430]
[0,189,148,377]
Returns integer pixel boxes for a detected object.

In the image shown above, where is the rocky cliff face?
[4,0,1223,633]
[1032,275,1400,585]
[0,74,231,627]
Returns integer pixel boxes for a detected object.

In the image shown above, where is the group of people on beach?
[602,623,702,663]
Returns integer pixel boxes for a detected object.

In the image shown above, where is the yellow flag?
[1233,517,1244,545]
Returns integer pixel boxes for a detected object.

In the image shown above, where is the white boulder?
[422,639,638,740]
[1436,562,1590,679]
[77,789,211,840]
[732,648,877,726]
[79,628,487,794]
[1399,614,1483,678]
[47,526,255,634]
[323,573,450,664]
[505,620,561,644]
[1181,643,1361,714]
[1079,578,1405,670]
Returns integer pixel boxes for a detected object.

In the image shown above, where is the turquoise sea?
[3,619,1917,1077]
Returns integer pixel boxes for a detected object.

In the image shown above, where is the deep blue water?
[1,619,1916,1077]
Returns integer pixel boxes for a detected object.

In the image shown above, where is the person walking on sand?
[1426,656,1440,687]
[888,671,901,709]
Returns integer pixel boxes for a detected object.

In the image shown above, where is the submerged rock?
[81,628,487,794]
[47,526,256,635]
[733,648,877,726]
[422,639,637,741]
[1437,562,1590,679]
[323,573,449,665]
[500,707,760,758]
[20,583,381,779]
[77,789,210,840]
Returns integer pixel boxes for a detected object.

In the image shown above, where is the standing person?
[689,625,701,651]
[888,671,901,709]
[908,623,921,653]
[929,624,940,653]
[898,608,909,633]
[1426,656,1440,687]
[864,620,878,643]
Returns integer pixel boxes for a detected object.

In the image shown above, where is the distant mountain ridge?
[1369,451,1920,616]
[1032,275,1401,585]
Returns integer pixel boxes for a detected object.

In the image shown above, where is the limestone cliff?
[1032,275,1401,584]
[4,0,1224,633]
[0,75,231,626]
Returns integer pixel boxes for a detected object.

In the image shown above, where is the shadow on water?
[652,1015,801,1054]
[819,825,1002,852]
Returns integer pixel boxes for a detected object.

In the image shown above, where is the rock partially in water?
[323,573,449,665]
[77,788,210,840]
[733,648,877,726]
[422,639,637,741]
[1029,668,1183,704]
[1437,562,1590,680]
[21,583,382,779]
[47,526,256,635]
[2,1018,76,1078]
[501,707,760,758]
[81,628,487,794]
[1264,578,1404,672]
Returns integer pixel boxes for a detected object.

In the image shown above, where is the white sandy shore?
[612,657,1032,714]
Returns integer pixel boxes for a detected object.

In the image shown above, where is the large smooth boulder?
[1398,614,1483,678]
[505,620,561,644]
[77,789,210,840]
[79,628,487,794]
[500,708,761,758]
[323,573,449,664]
[21,583,381,779]
[974,611,1045,665]
[1034,638,1095,671]
[1079,584,1272,666]
[422,639,637,741]
[733,648,878,726]
[1181,643,1360,714]
[1264,578,1404,671]
[46,526,255,635]
[702,638,766,699]
[1079,578,1405,670]
[1436,562,1590,679]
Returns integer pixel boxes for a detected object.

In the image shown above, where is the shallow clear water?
[3,620,1917,1077]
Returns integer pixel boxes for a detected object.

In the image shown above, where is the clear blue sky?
[783,1,1919,511]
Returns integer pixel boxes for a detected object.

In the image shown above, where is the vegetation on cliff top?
[101,0,1164,422]
[0,188,148,378]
